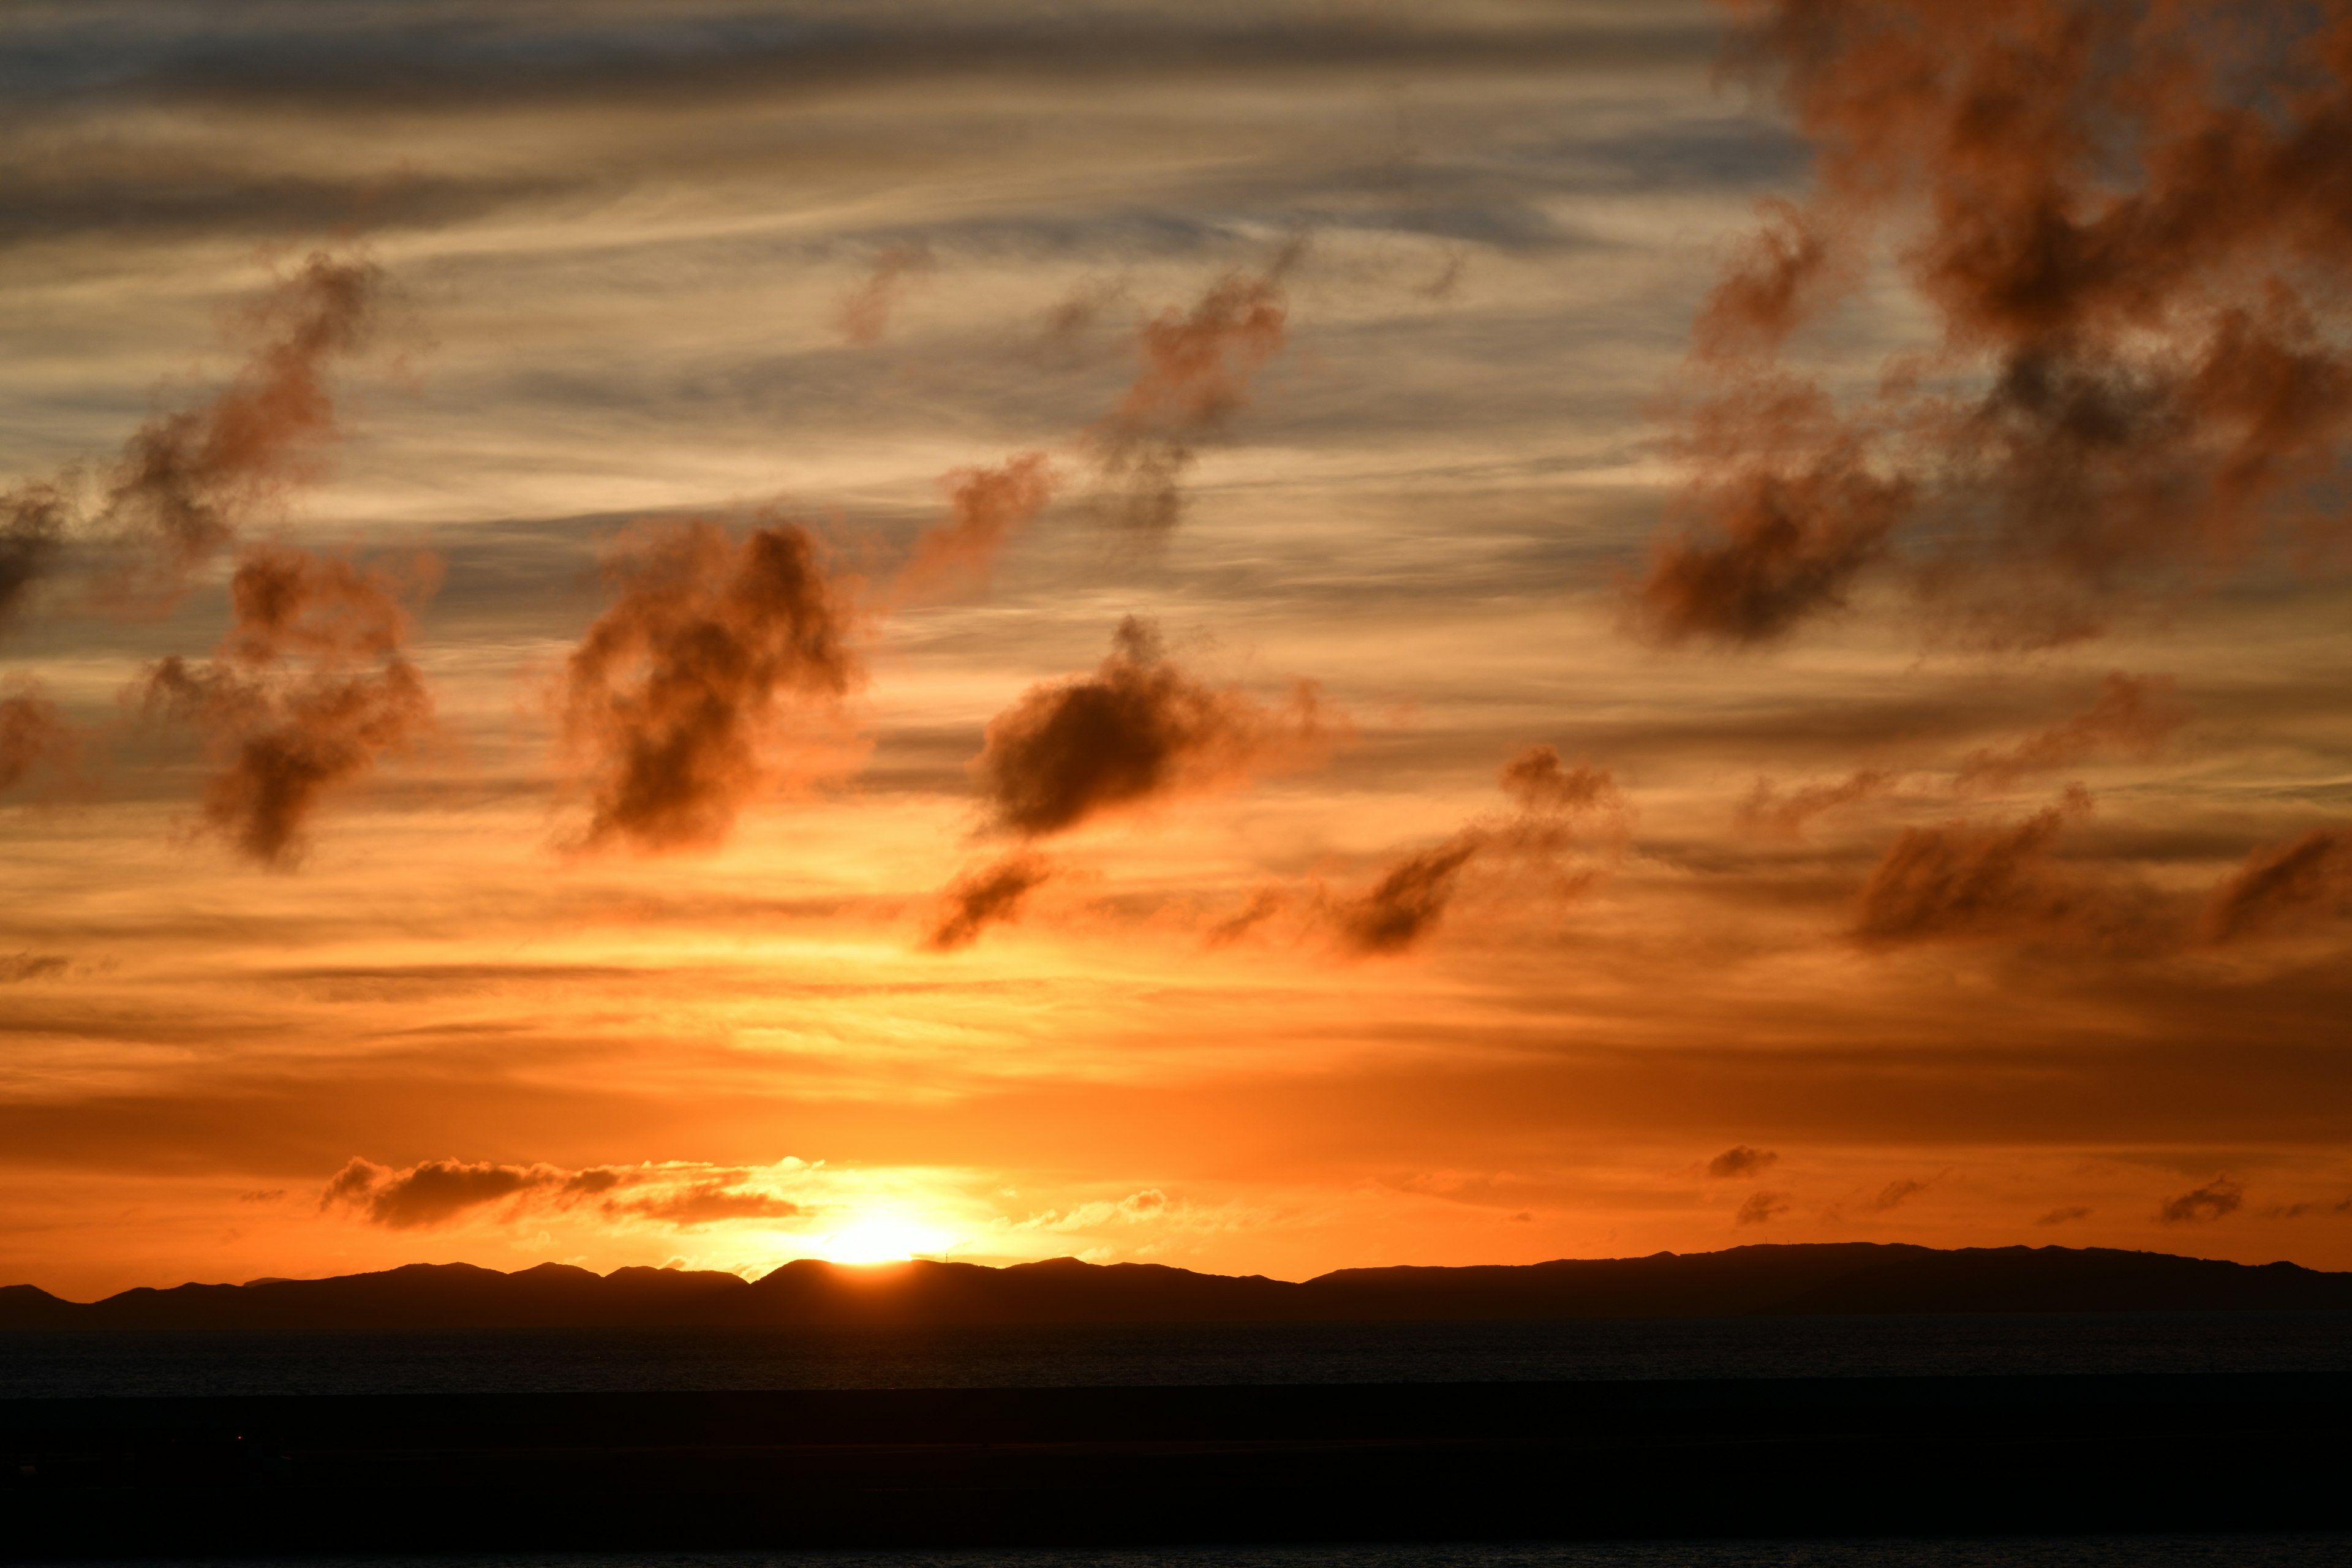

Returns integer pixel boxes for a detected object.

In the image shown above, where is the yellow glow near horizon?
[801,1214,959,1265]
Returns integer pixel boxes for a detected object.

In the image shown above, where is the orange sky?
[2,0,2350,1302]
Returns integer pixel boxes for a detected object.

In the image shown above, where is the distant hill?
[6,1243,2350,1330]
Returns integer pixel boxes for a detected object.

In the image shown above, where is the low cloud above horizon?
[2,0,2350,1300]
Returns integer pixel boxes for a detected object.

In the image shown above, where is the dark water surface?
[37,1537,2352,1567]
[4,1311,2348,1398]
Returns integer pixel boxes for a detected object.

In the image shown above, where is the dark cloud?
[832,241,934,346]
[55,13,1716,119]
[1091,266,1289,537]
[973,616,1335,840]
[2035,1205,2092,1226]
[0,683,77,796]
[1498,744,1618,814]
[1707,1145,1777,1179]
[0,952,69,984]
[1205,886,1289,948]
[1320,745,1626,956]
[1870,1178,1928,1212]
[322,1155,557,1230]
[0,484,70,635]
[2202,828,2352,944]
[890,451,1057,605]
[1853,787,2142,948]
[1736,768,1896,839]
[0,166,562,253]
[136,546,435,866]
[1331,834,1485,956]
[1735,1190,1789,1226]
[1632,380,1910,643]
[322,1155,801,1231]
[1955,673,2187,790]
[2157,1175,2244,1224]
[99,250,387,609]
[1637,2,2352,648]
[561,518,860,852]
[925,853,1052,952]
[0,249,386,628]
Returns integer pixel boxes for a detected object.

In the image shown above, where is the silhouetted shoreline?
[8,1242,2350,1330]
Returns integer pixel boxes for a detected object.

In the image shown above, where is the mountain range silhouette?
[6,1242,2348,1330]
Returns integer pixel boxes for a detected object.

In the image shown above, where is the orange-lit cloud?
[561,518,861,852]
[136,546,435,866]
[1092,266,1289,536]
[0,250,386,628]
[101,251,387,608]
[891,451,1057,605]
[1640,1,2352,647]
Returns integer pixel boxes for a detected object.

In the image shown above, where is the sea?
[12,1313,2351,1567]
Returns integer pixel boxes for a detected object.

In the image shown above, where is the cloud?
[560,517,861,852]
[972,617,1336,840]
[1499,745,1618,814]
[1852,787,2132,948]
[832,242,933,346]
[1955,673,2187,790]
[2157,1175,2244,1225]
[1869,1178,1928,1212]
[0,683,77,796]
[322,1156,808,1231]
[99,249,389,608]
[1320,745,1627,956]
[1735,1190,1789,1227]
[1091,263,1289,537]
[925,853,1052,952]
[889,452,1057,606]
[2035,1205,2092,1227]
[1635,4,2352,647]
[605,1183,802,1227]
[0,249,387,628]
[1633,379,1910,643]
[1707,1145,1777,1180]
[2202,828,2352,944]
[1330,834,1486,956]
[0,952,69,984]
[323,1155,560,1229]
[1737,769,1896,839]
[0,484,70,636]
[135,546,435,866]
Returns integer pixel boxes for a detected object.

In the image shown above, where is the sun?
[814,1213,954,1265]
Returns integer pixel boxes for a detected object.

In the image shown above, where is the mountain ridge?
[6,1242,2350,1330]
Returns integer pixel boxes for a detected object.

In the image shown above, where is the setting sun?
[806,1216,959,1266]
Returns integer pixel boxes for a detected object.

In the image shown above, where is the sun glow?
[806,1213,957,1265]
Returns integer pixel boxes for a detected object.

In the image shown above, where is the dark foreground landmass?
[6,1242,2351,1330]
[4,1374,2347,1554]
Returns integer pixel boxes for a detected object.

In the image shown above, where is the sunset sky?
[4,0,2350,1302]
